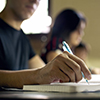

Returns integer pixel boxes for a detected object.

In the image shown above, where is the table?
[1,89,100,100]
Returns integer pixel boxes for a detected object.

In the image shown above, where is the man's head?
[5,0,40,21]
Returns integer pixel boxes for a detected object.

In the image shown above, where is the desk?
[0,90,100,100]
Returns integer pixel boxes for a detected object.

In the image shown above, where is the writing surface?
[23,74,100,93]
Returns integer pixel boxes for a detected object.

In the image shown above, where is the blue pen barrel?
[62,41,89,84]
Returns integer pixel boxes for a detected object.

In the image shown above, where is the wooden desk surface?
[0,90,100,100]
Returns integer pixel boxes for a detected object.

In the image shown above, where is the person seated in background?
[73,41,90,63]
[0,0,91,89]
[74,42,100,74]
[41,8,87,63]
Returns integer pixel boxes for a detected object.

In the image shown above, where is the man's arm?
[0,69,40,88]
[0,51,91,89]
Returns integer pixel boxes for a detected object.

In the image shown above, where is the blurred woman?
[41,8,87,63]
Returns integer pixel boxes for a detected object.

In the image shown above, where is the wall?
[51,0,100,67]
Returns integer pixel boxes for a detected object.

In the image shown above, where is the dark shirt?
[0,18,36,70]
[41,37,63,63]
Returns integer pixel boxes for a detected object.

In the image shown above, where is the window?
[0,0,6,12]
[0,0,52,34]
[21,0,52,34]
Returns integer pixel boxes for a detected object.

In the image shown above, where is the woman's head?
[52,8,86,48]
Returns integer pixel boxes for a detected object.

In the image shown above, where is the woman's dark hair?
[51,8,86,40]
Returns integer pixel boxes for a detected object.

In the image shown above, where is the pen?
[62,41,89,84]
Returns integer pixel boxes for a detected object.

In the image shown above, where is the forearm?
[0,69,40,89]
[0,52,92,89]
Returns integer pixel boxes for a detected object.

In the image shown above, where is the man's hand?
[36,51,91,84]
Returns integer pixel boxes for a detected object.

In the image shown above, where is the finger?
[63,51,91,80]
[50,66,70,83]
[57,60,76,82]
[57,53,82,82]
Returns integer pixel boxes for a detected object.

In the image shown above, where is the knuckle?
[55,55,63,61]
[78,58,85,65]
[75,65,81,72]
[57,53,68,59]
[70,70,75,77]
[54,58,60,65]
[57,54,63,59]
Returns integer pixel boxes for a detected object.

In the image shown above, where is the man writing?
[0,0,91,88]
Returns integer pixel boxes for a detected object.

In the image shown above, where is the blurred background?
[0,0,100,68]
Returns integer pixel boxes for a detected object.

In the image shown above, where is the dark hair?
[51,8,86,40]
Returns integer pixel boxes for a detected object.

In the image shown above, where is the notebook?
[23,74,100,93]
